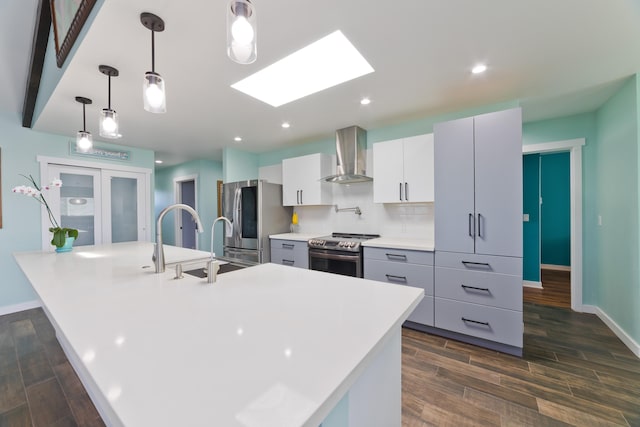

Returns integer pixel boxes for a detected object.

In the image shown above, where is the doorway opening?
[523,152,571,308]
[174,175,198,249]
[522,138,584,312]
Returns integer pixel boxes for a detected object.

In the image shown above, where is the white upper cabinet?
[282,153,333,206]
[434,108,522,257]
[373,133,434,203]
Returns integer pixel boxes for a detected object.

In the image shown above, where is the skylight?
[231,30,374,107]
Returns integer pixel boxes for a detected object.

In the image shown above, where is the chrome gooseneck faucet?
[210,216,232,258]
[154,204,204,273]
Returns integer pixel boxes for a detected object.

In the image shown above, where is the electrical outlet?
[523,214,530,222]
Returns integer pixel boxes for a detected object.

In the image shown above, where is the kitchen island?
[14,242,422,427]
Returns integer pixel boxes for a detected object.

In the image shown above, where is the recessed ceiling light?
[360,97,371,105]
[231,30,374,107]
[234,136,242,142]
[281,122,290,129]
[471,64,487,74]
[155,160,163,164]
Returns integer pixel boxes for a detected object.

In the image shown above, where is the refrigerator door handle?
[234,188,242,238]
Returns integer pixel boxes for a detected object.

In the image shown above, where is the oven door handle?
[308,251,360,261]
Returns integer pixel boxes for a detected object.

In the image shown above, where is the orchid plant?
[12,175,79,248]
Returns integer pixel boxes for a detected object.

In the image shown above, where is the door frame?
[523,138,584,312]
[173,174,198,248]
[38,156,152,249]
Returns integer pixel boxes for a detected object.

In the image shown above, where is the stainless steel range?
[308,233,380,278]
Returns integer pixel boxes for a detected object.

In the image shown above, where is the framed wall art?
[50,0,97,67]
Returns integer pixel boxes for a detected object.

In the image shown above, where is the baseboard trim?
[0,300,42,316]
[523,280,543,289]
[581,304,640,358]
[541,264,571,272]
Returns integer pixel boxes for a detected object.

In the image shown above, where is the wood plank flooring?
[1,301,637,427]
[402,302,640,426]
[0,308,104,427]
[524,268,571,308]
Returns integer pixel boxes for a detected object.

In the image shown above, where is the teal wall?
[594,76,639,342]
[523,111,599,304]
[523,154,540,282]
[154,160,224,254]
[523,75,640,346]
[223,147,258,182]
[257,100,521,167]
[0,111,154,309]
[541,152,570,266]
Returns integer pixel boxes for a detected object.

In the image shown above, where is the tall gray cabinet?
[433,107,523,356]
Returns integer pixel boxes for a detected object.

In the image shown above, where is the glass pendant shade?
[99,108,119,138]
[143,72,166,113]
[227,0,257,64]
[76,130,93,152]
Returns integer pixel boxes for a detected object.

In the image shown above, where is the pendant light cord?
[82,103,86,132]
[151,29,155,73]
[107,75,112,109]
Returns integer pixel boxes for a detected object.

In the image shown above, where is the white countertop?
[14,242,422,427]
[362,237,434,251]
[269,232,326,242]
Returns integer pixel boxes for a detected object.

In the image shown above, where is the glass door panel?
[102,170,147,243]
[110,177,138,242]
[47,165,102,247]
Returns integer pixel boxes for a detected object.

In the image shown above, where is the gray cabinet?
[270,239,309,269]
[433,108,523,354]
[364,247,434,326]
[434,108,522,257]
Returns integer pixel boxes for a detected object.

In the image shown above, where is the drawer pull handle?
[386,253,407,261]
[385,274,407,283]
[462,317,490,326]
[282,244,295,249]
[461,261,491,268]
[461,284,491,293]
[282,259,295,265]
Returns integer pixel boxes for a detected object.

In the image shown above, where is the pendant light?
[98,65,120,138]
[227,0,257,64]
[141,12,166,113]
[75,96,93,152]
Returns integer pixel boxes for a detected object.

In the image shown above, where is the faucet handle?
[175,264,184,280]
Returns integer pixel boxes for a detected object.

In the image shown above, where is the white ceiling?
[6,1,640,166]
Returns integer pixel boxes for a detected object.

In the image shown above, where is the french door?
[43,164,149,249]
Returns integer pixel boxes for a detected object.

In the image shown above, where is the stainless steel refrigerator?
[222,180,292,264]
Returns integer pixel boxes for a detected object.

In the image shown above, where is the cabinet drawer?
[270,239,307,252]
[271,247,308,269]
[365,261,433,295]
[270,239,308,268]
[435,251,521,276]
[435,298,523,347]
[364,247,433,265]
[407,296,434,326]
[435,267,522,310]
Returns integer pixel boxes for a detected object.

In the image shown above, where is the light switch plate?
[523,214,530,222]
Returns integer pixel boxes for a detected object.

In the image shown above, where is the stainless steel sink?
[184,263,246,278]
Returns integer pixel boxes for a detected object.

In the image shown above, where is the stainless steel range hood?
[323,126,372,184]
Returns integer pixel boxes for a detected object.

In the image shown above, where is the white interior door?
[45,165,103,248]
[102,170,148,243]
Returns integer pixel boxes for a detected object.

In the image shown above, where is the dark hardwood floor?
[524,268,571,309]
[402,302,640,426]
[0,308,104,427]
[2,300,638,427]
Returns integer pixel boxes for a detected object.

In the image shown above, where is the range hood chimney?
[323,126,372,184]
